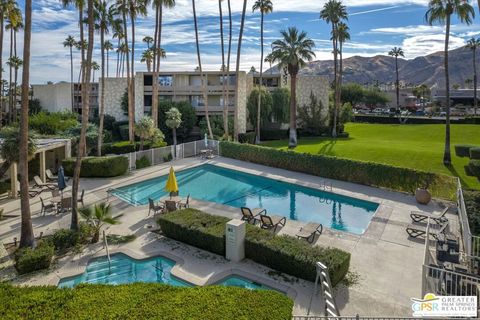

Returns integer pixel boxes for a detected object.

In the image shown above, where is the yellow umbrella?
[165,166,179,194]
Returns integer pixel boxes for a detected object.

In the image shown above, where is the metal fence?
[292,317,472,320]
[457,178,480,258]
[123,139,220,171]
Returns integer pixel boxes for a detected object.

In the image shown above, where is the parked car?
[372,108,383,115]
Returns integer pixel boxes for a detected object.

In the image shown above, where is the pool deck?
[0,156,459,317]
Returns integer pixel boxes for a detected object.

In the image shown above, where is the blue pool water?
[215,275,274,291]
[112,164,378,234]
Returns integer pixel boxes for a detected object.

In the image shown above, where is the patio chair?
[39,197,56,216]
[148,198,164,216]
[178,194,190,209]
[77,189,85,207]
[164,200,177,213]
[45,169,57,182]
[296,222,323,243]
[259,214,286,232]
[51,189,60,198]
[34,176,57,190]
[16,180,46,198]
[241,207,265,225]
[410,206,450,225]
[58,196,72,213]
[406,221,449,240]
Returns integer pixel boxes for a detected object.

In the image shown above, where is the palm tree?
[218,0,227,138]
[112,20,124,77]
[426,0,474,165]
[320,0,347,138]
[79,203,120,243]
[104,40,113,77]
[233,0,247,142]
[192,0,213,139]
[165,107,181,153]
[270,27,315,148]
[5,5,22,123]
[388,47,405,109]
[142,35,153,49]
[265,53,273,74]
[0,0,13,127]
[135,116,155,150]
[63,35,76,111]
[19,0,34,248]
[6,55,21,122]
[224,0,233,139]
[141,48,153,72]
[63,0,86,91]
[91,61,100,81]
[0,126,36,179]
[252,0,273,145]
[151,0,176,129]
[336,21,349,110]
[467,38,480,116]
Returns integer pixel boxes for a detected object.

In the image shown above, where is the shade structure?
[165,166,179,194]
[57,166,67,191]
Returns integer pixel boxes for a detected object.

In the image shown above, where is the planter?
[415,188,432,205]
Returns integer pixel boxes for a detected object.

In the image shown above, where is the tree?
[270,27,316,148]
[388,47,405,109]
[104,40,113,77]
[232,0,248,141]
[79,203,120,243]
[467,38,480,116]
[63,35,76,112]
[246,87,272,131]
[5,4,22,123]
[135,116,156,150]
[252,0,273,144]
[336,21,350,121]
[320,0,347,138]
[142,35,153,49]
[298,92,328,136]
[0,126,36,182]
[426,0,474,165]
[165,107,181,153]
[271,87,290,123]
[91,61,100,82]
[141,48,154,72]
[341,83,364,106]
[0,0,15,127]
[158,100,195,143]
[218,0,227,138]
[225,0,233,138]
[6,55,22,122]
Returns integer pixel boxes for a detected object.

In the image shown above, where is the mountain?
[270,46,477,88]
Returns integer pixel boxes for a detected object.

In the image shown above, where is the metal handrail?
[103,230,111,268]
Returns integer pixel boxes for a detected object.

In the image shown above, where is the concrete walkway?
[0,157,458,317]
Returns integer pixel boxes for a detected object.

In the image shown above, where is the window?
[220,75,236,86]
[144,95,152,107]
[159,75,173,87]
[191,95,204,108]
[144,75,153,86]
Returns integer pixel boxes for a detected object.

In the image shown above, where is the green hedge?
[470,147,480,160]
[0,283,293,320]
[158,209,350,286]
[260,129,288,141]
[220,142,457,200]
[62,156,128,178]
[455,145,476,158]
[14,241,54,275]
[239,132,256,144]
[465,190,480,236]
[468,160,480,178]
[136,156,151,170]
[103,140,168,155]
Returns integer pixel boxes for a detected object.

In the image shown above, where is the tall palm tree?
[63,0,86,87]
[141,48,153,72]
[252,0,273,144]
[91,61,100,81]
[224,0,232,138]
[142,35,153,49]
[388,47,404,109]
[19,0,34,248]
[426,0,474,165]
[112,20,124,77]
[336,21,349,108]
[233,0,247,142]
[152,0,176,128]
[0,0,12,127]
[6,55,21,122]
[63,35,77,111]
[320,0,347,138]
[104,40,113,77]
[467,38,480,116]
[192,0,213,139]
[5,5,21,123]
[270,27,315,148]
[218,0,227,138]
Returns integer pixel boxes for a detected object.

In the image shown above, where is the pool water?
[112,164,378,235]
[215,275,274,291]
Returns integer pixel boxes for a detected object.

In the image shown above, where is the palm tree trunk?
[122,9,133,143]
[219,0,227,138]
[331,23,338,138]
[234,0,247,142]
[8,27,13,124]
[255,11,264,145]
[443,14,451,165]
[19,0,34,248]
[395,56,400,109]
[107,49,109,78]
[12,30,17,122]
[0,16,4,127]
[97,27,106,156]
[474,45,478,116]
[289,71,298,148]
[152,5,159,128]
[192,0,213,139]
[70,46,74,111]
[71,0,94,230]
[225,0,232,139]
[339,41,344,116]
[130,12,136,140]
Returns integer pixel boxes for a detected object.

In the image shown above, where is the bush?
[337,132,349,138]
[103,140,168,155]
[136,156,151,170]
[158,209,350,286]
[455,145,476,158]
[468,160,480,178]
[51,229,80,252]
[29,112,78,135]
[0,283,293,320]
[14,241,54,275]
[470,147,480,160]
[0,180,10,195]
[62,156,128,178]
[238,132,256,144]
[464,190,480,236]
[260,129,288,141]
[219,142,457,200]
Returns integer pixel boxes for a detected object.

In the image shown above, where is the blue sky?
[11,0,480,83]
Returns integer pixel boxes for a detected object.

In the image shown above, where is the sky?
[9,0,480,84]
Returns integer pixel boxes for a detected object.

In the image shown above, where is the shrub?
[239,132,256,144]
[470,147,480,160]
[62,156,128,178]
[158,209,350,286]
[0,283,293,320]
[219,142,457,200]
[136,156,151,170]
[29,111,78,135]
[51,229,80,252]
[464,190,480,236]
[103,140,168,155]
[468,159,480,178]
[260,129,288,141]
[337,132,349,138]
[455,145,476,158]
[0,181,10,195]
[14,241,54,275]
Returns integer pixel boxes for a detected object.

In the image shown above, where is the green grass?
[263,123,480,190]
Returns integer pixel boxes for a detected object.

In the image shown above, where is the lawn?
[263,123,480,190]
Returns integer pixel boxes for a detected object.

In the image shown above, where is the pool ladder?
[103,230,112,269]
[322,180,333,192]
[308,262,340,317]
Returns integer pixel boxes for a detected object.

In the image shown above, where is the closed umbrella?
[204,133,208,148]
[57,166,67,197]
[165,166,179,198]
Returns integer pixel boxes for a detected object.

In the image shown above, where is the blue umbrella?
[57,166,67,192]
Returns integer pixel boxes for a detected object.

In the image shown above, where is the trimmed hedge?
[158,209,350,286]
[103,140,168,155]
[465,190,480,236]
[455,145,476,158]
[260,129,288,141]
[470,147,480,160]
[239,132,256,144]
[14,241,54,275]
[62,156,128,178]
[0,283,293,320]
[136,156,151,170]
[220,141,457,200]
[468,160,480,178]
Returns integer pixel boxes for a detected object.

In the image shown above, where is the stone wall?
[101,77,128,121]
[134,73,145,121]
[236,72,247,134]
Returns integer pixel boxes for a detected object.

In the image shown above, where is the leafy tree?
[339,102,354,128]
[63,122,103,156]
[0,126,36,179]
[341,83,364,106]
[135,116,156,151]
[29,112,79,135]
[165,107,182,148]
[158,100,195,143]
[271,87,290,123]
[200,115,233,138]
[120,88,128,114]
[298,92,327,136]
[363,88,389,107]
[28,98,42,115]
[79,202,120,243]
[247,87,272,131]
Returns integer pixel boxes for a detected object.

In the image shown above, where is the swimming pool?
[112,164,379,234]
[215,275,274,291]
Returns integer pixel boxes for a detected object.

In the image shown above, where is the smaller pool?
[215,275,275,291]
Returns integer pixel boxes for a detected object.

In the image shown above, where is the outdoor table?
[162,196,182,204]
[200,149,213,159]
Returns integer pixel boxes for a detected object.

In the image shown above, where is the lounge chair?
[410,206,450,225]
[296,222,323,243]
[45,169,57,182]
[34,176,57,190]
[260,214,286,232]
[178,194,190,209]
[39,197,56,216]
[406,221,449,240]
[15,180,45,198]
[148,198,164,216]
[241,207,265,225]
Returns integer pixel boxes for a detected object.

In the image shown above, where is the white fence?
[123,139,220,171]
[457,178,480,258]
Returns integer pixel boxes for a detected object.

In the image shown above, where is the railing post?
[151,148,155,166]
[194,141,197,156]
